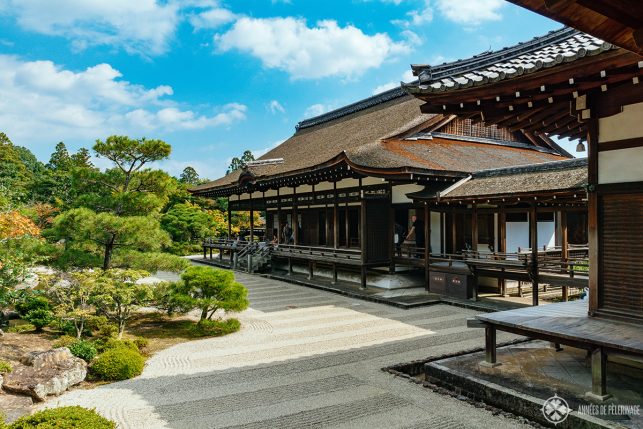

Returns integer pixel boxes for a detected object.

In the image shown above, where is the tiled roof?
[405,27,614,95]
[440,158,588,199]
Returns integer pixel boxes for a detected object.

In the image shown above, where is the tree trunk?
[117,321,125,339]
[200,308,208,321]
[103,235,116,270]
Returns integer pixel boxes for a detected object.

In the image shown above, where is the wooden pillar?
[292,187,298,245]
[227,198,232,238]
[590,348,610,400]
[277,188,282,244]
[203,245,207,259]
[424,204,430,285]
[440,211,445,255]
[333,181,339,249]
[471,203,478,252]
[360,179,367,290]
[529,204,539,306]
[587,115,599,315]
[249,196,254,242]
[209,247,213,259]
[331,263,338,284]
[451,209,457,253]
[308,261,313,280]
[388,183,395,274]
[499,205,507,296]
[481,325,499,367]
[345,200,349,248]
[561,210,569,301]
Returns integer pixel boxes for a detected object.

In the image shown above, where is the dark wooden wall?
[364,199,391,263]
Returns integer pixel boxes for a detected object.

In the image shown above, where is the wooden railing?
[272,244,362,263]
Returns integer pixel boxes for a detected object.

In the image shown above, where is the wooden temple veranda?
[404,8,643,400]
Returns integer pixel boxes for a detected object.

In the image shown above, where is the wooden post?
[499,205,507,295]
[249,196,254,242]
[389,183,395,274]
[227,199,232,238]
[561,210,569,301]
[481,325,500,367]
[293,187,298,245]
[451,209,457,253]
[424,204,430,286]
[471,203,478,252]
[360,179,367,290]
[530,204,539,306]
[345,200,349,248]
[203,245,207,259]
[587,115,599,315]
[333,181,339,249]
[308,261,313,280]
[332,263,338,284]
[277,188,281,244]
[209,247,213,259]
[440,211,445,254]
[590,348,610,400]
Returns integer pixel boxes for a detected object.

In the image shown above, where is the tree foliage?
[226,150,254,175]
[179,166,200,185]
[168,266,248,321]
[89,269,153,338]
[47,208,170,270]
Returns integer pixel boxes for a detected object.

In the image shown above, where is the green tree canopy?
[169,266,248,321]
[179,166,199,185]
[161,203,217,242]
[47,207,171,270]
[226,150,254,175]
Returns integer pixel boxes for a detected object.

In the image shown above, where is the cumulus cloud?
[372,69,415,95]
[268,100,286,114]
[0,0,179,55]
[215,17,410,79]
[435,0,504,25]
[303,103,333,118]
[0,55,246,145]
[392,0,433,27]
[189,6,237,30]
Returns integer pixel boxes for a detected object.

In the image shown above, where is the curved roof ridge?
[295,86,410,130]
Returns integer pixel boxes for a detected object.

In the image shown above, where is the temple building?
[191,78,584,293]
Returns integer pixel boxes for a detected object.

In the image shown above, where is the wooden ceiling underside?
[415,51,642,142]
[507,0,643,55]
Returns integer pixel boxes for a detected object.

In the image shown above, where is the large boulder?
[2,348,87,401]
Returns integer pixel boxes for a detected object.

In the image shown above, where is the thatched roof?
[439,158,587,200]
[191,90,569,196]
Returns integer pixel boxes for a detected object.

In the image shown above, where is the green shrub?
[90,348,145,381]
[24,308,54,332]
[86,316,117,339]
[6,324,35,333]
[191,318,241,337]
[52,335,77,349]
[8,406,115,429]
[48,319,77,337]
[133,336,149,352]
[68,340,97,362]
[15,295,49,317]
[95,338,138,353]
[0,360,12,374]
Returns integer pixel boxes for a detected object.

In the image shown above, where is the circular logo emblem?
[542,394,570,425]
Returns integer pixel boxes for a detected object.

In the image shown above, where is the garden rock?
[2,347,87,401]
[0,391,33,422]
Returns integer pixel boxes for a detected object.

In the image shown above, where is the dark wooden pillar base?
[480,325,501,367]
[287,257,293,276]
[203,246,207,259]
[209,248,213,260]
[331,263,338,284]
[308,261,313,280]
[587,348,611,401]
[360,266,367,290]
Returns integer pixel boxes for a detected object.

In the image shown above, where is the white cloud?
[435,0,504,24]
[0,55,246,146]
[189,6,237,30]
[215,17,409,79]
[372,69,415,95]
[392,0,433,27]
[303,103,332,118]
[0,0,179,55]
[268,100,286,114]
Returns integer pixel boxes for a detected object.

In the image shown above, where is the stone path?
[47,273,531,429]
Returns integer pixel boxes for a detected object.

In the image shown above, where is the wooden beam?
[293,187,298,245]
[471,204,478,252]
[561,209,569,302]
[425,204,430,285]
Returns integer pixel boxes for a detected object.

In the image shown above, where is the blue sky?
[0,0,574,179]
